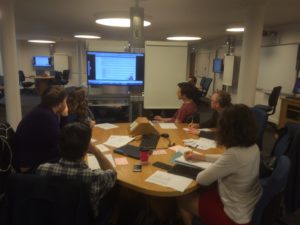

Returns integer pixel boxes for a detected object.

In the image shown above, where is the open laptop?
[113,144,140,159]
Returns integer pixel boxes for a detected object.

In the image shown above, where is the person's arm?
[196,150,239,186]
[184,151,221,162]
[89,144,115,171]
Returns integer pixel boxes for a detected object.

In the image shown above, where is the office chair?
[18,70,34,93]
[61,70,70,85]
[255,86,282,116]
[251,108,268,150]
[4,174,94,225]
[199,77,213,97]
[252,155,290,225]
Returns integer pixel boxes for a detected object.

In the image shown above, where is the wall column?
[0,0,22,129]
[237,2,266,106]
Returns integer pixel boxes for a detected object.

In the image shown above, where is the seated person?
[67,87,96,127]
[154,82,199,123]
[188,90,232,135]
[13,86,68,173]
[177,104,262,225]
[187,75,197,87]
[36,122,117,220]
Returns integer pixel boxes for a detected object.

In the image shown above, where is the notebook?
[113,144,140,159]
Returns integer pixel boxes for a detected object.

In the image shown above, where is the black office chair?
[199,77,213,97]
[18,70,34,93]
[54,71,69,85]
[255,86,282,116]
[62,70,70,84]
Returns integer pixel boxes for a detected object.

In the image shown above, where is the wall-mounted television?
[86,51,144,86]
[212,58,223,73]
[32,56,52,68]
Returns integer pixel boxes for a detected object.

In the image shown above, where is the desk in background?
[279,97,300,128]
[30,75,55,95]
[91,123,223,197]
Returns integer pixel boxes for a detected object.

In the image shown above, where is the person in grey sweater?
[177,104,262,225]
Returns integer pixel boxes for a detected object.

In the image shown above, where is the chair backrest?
[5,174,94,225]
[18,70,25,83]
[54,71,63,83]
[268,86,281,114]
[62,70,70,80]
[251,155,290,225]
[251,108,268,150]
[201,78,213,97]
[199,77,206,87]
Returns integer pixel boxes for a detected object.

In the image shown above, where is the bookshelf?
[278,97,300,128]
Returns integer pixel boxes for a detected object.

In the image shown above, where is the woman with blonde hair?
[67,87,95,127]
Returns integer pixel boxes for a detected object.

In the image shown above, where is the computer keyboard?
[140,134,160,150]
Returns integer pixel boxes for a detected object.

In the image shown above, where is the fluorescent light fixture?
[226,27,245,32]
[28,40,56,44]
[95,18,151,27]
[166,36,202,41]
[74,35,101,39]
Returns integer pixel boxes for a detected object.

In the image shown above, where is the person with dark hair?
[188,90,232,134]
[36,122,117,220]
[177,104,262,225]
[187,75,197,87]
[154,82,199,123]
[13,86,68,173]
[67,87,96,127]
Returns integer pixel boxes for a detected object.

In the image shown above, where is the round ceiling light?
[74,35,101,39]
[28,40,56,44]
[95,18,151,27]
[226,27,245,32]
[166,36,202,41]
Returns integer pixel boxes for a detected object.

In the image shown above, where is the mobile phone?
[133,164,142,172]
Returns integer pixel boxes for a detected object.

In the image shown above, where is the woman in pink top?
[154,82,199,123]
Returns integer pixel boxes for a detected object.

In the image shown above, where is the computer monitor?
[212,58,223,73]
[32,56,52,68]
[293,77,300,94]
[86,51,144,86]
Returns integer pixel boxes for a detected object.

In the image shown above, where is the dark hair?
[41,86,67,108]
[188,75,197,86]
[178,82,200,106]
[60,122,92,161]
[216,104,257,148]
[67,87,88,118]
[215,90,232,108]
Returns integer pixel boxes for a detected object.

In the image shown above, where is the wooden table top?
[91,123,223,197]
[29,75,55,79]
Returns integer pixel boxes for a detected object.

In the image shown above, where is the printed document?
[103,135,134,148]
[87,154,100,170]
[95,123,118,130]
[159,123,178,129]
[183,138,216,150]
[175,155,212,169]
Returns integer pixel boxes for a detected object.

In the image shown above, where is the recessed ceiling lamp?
[226,27,245,32]
[166,36,202,41]
[28,40,56,44]
[74,35,101,39]
[95,18,151,27]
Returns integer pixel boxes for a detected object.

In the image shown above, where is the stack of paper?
[169,145,192,153]
[159,123,177,129]
[145,171,193,192]
[87,155,101,170]
[103,135,134,148]
[95,123,118,130]
[183,138,216,150]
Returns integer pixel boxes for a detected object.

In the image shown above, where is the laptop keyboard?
[140,134,160,150]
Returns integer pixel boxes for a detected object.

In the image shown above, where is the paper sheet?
[95,123,118,130]
[169,145,192,153]
[175,155,212,169]
[145,171,193,192]
[152,149,167,155]
[104,154,116,168]
[183,128,212,132]
[87,155,100,170]
[96,144,110,153]
[183,138,216,150]
[91,138,97,143]
[103,135,134,148]
[114,157,129,166]
[159,123,178,129]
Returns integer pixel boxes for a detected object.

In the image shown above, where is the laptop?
[113,144,140,159]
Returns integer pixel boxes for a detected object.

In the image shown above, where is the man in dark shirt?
[188,90,232,135]
[13,86,68,172]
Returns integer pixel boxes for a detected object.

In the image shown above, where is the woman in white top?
[177,104,262,225]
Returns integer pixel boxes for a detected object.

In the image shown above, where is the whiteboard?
[144,41,188,109]
[257,44,298,93]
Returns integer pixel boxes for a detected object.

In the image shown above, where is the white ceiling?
[13,0,300,43]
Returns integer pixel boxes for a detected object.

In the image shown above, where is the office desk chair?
[199,78,213,97]
[18,70,34,93]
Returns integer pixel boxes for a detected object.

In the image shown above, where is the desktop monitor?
[212,58,223,73]
[32,56,52,68]
[293,77,300,94]
[86,51,144,86]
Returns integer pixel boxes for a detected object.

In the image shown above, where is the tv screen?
[293,77,300,94]
[32,56,52,68]
[86,51,144,86]
[213,58,223,73]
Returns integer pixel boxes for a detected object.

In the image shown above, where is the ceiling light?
[74,35,101,39]
[226,27,245,32]
[28,40,56,44]
[95,18,151,27]
[166,36,202,41]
